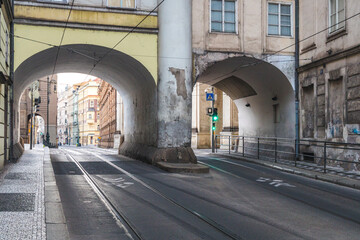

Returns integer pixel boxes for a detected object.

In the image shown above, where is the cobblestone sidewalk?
[0,145,46,240]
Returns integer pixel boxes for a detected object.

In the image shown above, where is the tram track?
[61,148,242,240]
[198,158,360,225]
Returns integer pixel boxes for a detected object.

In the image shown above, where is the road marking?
[101,176,134,189]
[256,177,295,188]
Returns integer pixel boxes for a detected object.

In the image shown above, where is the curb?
[211,153,360,190]
[156,162,210,173]
[43,147,70,240]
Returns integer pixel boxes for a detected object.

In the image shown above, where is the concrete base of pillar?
[152,147,197,164]
[118,142,157,164]
[119,142,197,165]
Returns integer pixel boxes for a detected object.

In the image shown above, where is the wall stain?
[169,67,187,100]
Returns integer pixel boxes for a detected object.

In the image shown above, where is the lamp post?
[46,76,50,145]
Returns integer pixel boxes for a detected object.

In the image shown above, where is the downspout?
[9,0,14,162]
[295,0,300,159]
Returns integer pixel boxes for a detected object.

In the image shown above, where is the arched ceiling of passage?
[197,56,294,100]
[14,44,156,102]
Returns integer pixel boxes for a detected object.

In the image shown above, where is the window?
[329,0,345,33]
[268,3,291,36]
[211,0,236,33]
[90,100,94,108]
[107,0,135,8]
[88,114,92,119]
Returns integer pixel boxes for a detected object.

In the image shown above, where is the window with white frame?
[90,100,94,108]
[268,3,291,36]
[211,0,236,33]
[107,0,135,9]
[329,0,345,33]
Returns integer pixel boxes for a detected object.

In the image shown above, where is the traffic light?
[212,123,216,131]
[212,108,218,122]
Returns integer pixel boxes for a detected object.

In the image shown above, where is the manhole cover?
[0,193,35,211]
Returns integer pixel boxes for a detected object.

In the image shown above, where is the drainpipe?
[10,0,15,162]
[295,0,300,159]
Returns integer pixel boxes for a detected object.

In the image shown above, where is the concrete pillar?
[156,0,196,163]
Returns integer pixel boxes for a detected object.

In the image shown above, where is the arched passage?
[196,56,295,138]
[14,44,158,151]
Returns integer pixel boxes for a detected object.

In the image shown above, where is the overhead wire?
[81,0,166,82]
[200,10,360,85]
[49,0,76,81]
[12,7,360,86]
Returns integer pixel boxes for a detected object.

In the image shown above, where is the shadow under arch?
[196,56,295,138]
[14,44,158,148]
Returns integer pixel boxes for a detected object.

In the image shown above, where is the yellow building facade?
[0,0,12,169]
[77,79,100,146]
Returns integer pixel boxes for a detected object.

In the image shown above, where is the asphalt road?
[50,146,360,240]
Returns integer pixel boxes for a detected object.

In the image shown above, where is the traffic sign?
[206,93,214,101]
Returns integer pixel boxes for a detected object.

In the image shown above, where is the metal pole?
[274,138,277,163]
[295,0,300,160]
[242,136,245,157]
[215,135,217,153]
[211,87,215,153]
[257,137,260,159]
[32,103,35,148]
[324,142,327,173]
[228,135,231,154]
[294,139,297,167]
[46,77,50,145]
[9,0,15,161]
[30,87,33,150]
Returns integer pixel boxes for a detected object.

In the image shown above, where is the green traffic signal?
[212,123,216,131]
[212,108,218,122]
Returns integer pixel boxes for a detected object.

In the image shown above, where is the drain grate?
[5,172,35,180]
[0,193,35,211]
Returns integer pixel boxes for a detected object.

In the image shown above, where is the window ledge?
[266,34,294,39]
[327,29,347,43]
[209,31,237,35]
[301,43,317,54]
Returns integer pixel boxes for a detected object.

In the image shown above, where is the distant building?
[97,80,124,148]
[19,76,58,146]
[57,86,69,145]
[77,79,101,146]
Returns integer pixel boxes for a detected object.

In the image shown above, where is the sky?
[57,73,97,93]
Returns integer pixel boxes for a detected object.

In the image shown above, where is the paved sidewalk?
[0,145,46,240]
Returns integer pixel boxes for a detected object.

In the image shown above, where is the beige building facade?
[298,0,360,169]
[192,0,296,148]
[299,0,360,143]
[77,79,100,146]
[98,80,124,149]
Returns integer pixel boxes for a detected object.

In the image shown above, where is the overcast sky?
[57,73,97,93]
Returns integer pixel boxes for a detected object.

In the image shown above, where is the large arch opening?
[14,44,158,154]
[195,56,295,139]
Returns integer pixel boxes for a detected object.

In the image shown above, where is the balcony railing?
[214,135,360,177]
